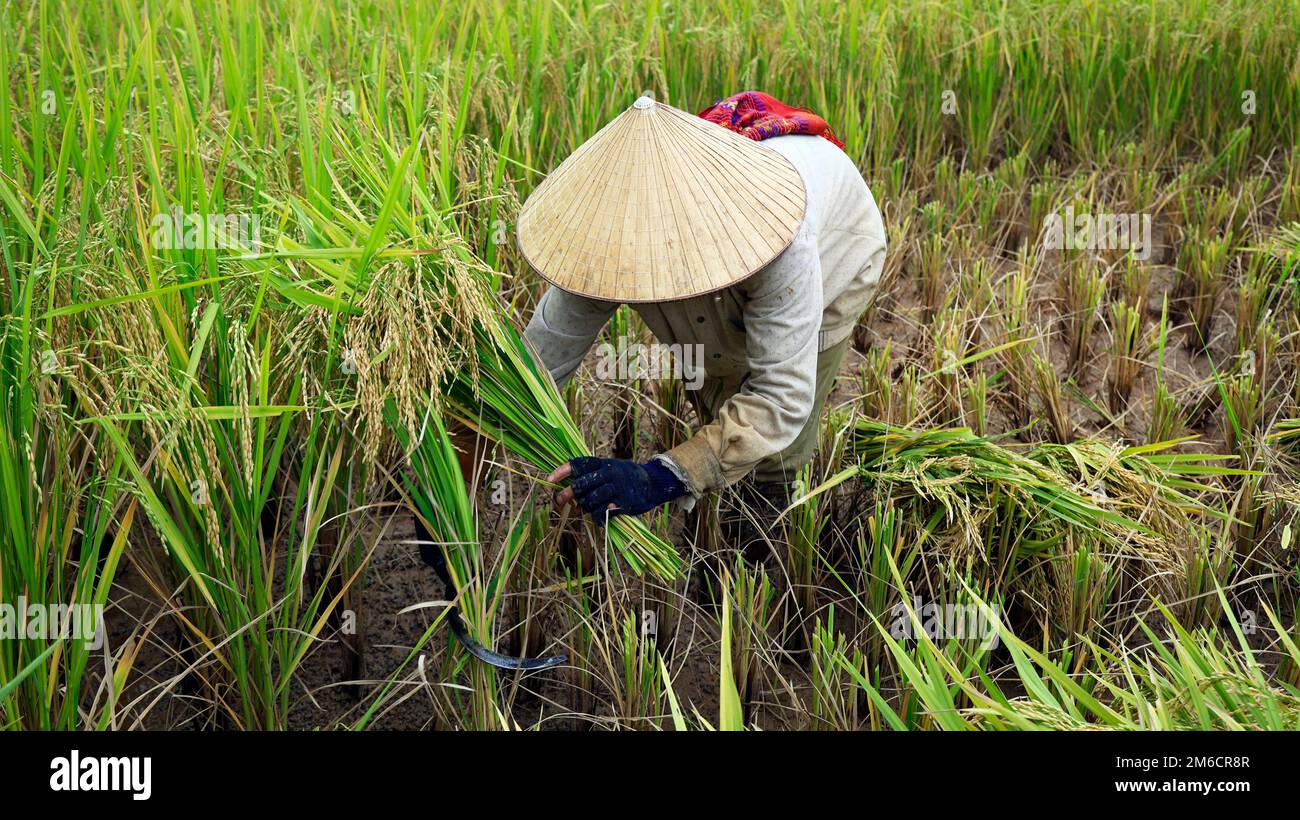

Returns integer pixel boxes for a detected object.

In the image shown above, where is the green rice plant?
[786,464,828,631]
[652,369,690,453]
[1027,179,1057,244]
[717,575,745,732]
[972,177,1001,242]
[823,418,1247,624]
[1107,300,1143,415]
[1058,600,1300,728]
[842,420,1134,537]
[956,30,1009,170]
[0,298,135,729]
[447,319,682,579]
[95,387,363,729]
[930,165,956,216]
[1182,230,1230,351]
[392,405,503,729]
[507,507,560,663]
[656,656,693,732]
[918,233,945,319]
[809,608,858,730]
[726,556,777,721]
[964,370,989,437]
[1047,536,1116,649]
[851,500,923,679]
[93,397,360,729]
[1247,320,1280,398]
[248,106,680,580]
[1280,598,1300,690]
[1121,144,1160,216]
[857,341,892,421]
[1289,314,1300,413]
[33,174,372,729]
[850,572,1300,730]
[1148,382,1185,445]
[1222,369,1261,459]
[991,153,1028,240]
[1062,261,1105,380]
[558,560,599,720]
[1280,153,1300,223]
[1226,460,1290,586]
[930,308,965,425]
[1184,527,1230,628]
[1272,418,1300,452]
[833,555,1006,730]
[1147,299,1184,444]
[1031,350,1073,444]
[604,305,642,461]
[1120,255,1152,315]
[1235,253,1272,355]
[897,363,921,426]
[960,260,995,344]
[997,264,1035,427]
[617,610,665,729]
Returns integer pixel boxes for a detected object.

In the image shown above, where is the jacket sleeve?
[664,227,823,494]
[524,285,619,388]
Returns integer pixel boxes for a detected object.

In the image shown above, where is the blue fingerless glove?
[564,456,686,521]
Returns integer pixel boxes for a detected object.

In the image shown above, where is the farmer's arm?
[525,285,619,387]
[663,228,822,496]
[531,284,688,520]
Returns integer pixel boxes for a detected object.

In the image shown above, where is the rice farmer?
[520,91,886,552]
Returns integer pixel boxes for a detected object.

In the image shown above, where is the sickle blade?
[416,527,566,672]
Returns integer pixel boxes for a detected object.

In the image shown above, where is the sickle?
[414,517,566,671]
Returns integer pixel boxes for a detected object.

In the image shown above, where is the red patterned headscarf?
[698,91,845,149]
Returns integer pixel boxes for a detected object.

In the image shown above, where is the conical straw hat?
[517,96,807,303]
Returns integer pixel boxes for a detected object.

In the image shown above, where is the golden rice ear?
[517,96,807,303]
